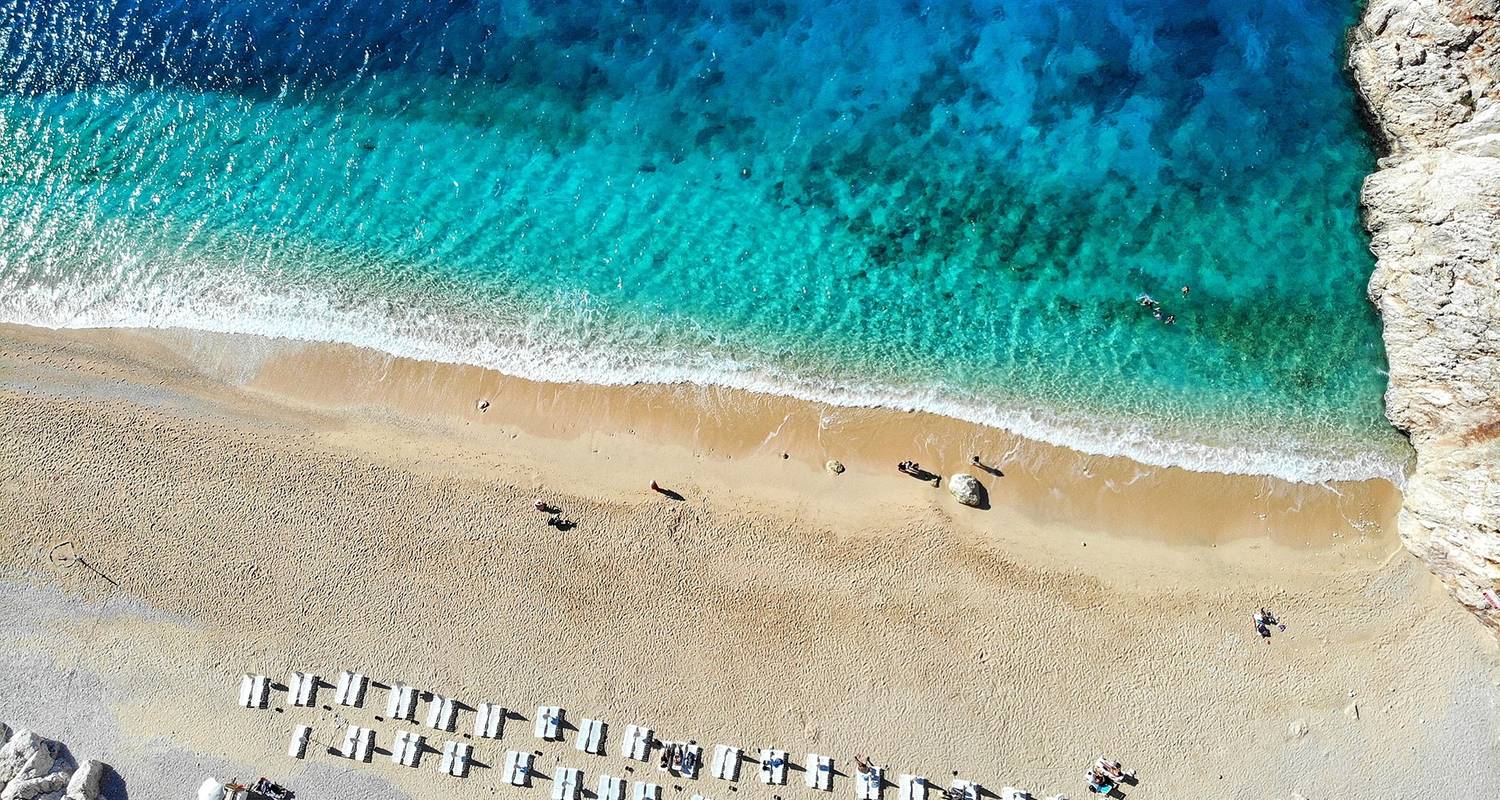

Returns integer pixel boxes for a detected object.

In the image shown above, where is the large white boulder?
[63,759,104,800]
[948,473,985,507]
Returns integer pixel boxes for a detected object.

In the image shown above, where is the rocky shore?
[0,724,108,800]
[1351,0,1500,630]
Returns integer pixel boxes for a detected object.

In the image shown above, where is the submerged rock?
[1351,0,1500,631]
[948,473,985,507]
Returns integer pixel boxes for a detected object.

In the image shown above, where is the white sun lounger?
[623,724,654,761]
[759,749,788,785]
[287,672,318,707]
[856,767,884,800]
[426,694,457,732]
[535,705,564,741]
[691,795,712,800]
[439,741,472,778]
[475,703,506,739]
[505,750,534,786]
[339,725,375,762]
[951,780,980,800]
[597,775,627,800]
[287,725,312,759]
[576,718,606,754]
[899,775,928,800]
[711,745,742,782]
[387,683,420,721]
[806,754,833,791]
[391,730,425,767]
[659,742,702,778]
[554,767,585,800]
[238,674,270,709]
[999,789,1033,800]
[633,782,662,800]
[334,671,368,707]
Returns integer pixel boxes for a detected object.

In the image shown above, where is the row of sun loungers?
[439,741,473,778]
[287,725,312,760]
[237,674,270,709]
[476,702,507,739]
[391,730,424,768]
[247,669,977,797]
[334,671,368,707]
[577,718,606,754]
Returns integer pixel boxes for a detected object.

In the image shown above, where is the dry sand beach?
[2,323,1498,799]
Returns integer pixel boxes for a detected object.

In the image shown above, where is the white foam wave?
[0,267,1411,486]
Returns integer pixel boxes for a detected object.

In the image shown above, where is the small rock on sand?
[1287,719,1309,738]
[948,473,985,507]
[826,460,845,475]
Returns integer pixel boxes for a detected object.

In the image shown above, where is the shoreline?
[0,292,1409,485]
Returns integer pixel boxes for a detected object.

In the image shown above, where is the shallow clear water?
[0,0,1408,481]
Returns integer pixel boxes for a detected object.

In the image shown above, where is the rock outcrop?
[1351,0,1500,630]
[0,726,109,800]
[64,760,104,800]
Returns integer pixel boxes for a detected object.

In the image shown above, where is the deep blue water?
[0,0,1408,480]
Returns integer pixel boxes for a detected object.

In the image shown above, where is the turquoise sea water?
[0,0,1408,482]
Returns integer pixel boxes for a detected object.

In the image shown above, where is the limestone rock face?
[948,473,985,508]
[1352,0,1500,630]
[0,726,111,800]
[0,771,69,800]
[63,760,104,800]
[0,733,53,786]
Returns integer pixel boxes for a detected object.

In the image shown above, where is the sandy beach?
[1,322,1496,799]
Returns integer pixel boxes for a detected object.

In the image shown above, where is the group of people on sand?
[1137,285,1188,325]
[1086,757,1134,795]
[659,741,700,776]
[534,499,575,529]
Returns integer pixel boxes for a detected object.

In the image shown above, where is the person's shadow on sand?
[652,484,685,501]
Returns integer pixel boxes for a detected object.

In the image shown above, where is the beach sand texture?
[1,324,1496,800]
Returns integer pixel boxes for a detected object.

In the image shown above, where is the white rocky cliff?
[1351,0,1500,630]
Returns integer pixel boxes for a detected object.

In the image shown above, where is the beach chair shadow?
[656,487,686,501]
[469,756,492,771]
[973,786,998,800]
